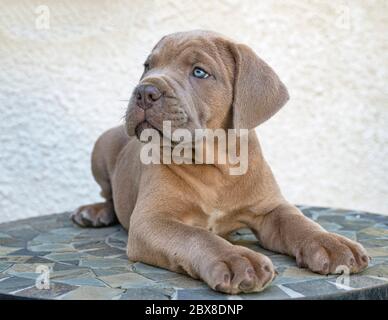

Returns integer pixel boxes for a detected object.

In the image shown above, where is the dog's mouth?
[135,120,163,140]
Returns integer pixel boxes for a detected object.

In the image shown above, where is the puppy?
[72,30,369,294]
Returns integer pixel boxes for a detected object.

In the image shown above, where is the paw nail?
[239,279,254,291]
[263,265,271,273]
[246,268,255,277]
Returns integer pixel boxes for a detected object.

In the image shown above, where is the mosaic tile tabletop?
[0,206,387,300]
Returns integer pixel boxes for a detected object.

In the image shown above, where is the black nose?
[135,84,162,109]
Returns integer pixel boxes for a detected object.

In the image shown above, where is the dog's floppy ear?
[229,43,289,130]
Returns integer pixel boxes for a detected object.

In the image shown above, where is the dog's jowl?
[72,30,369,294]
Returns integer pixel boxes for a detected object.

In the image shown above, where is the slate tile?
[131,262,176,277]
[86,247,125,257]
[0,232,12,239]
[55,277,107,287]
[59,285,124,300]
[14,282,78,299]
[7,248,48,257]
[28,243,75,253]
[271,255,297,267]
[99,272,154,289]
[79,257,129,269]
[92,267,132,277]
[157,275,207,289]
[243,285,292,300]
[0,262,12,273]
[335,230,357,241]
[0,276,35,292]
[172,288,229,300]
[119,286,174,300]
[282,279,345,297]
[0,246,20,255]
[44,252,86,262]
[5,262,54,274]
[360,263,388,278]
[365,247,388,258]
[346,275,387,289]
[0,238,26,248]
[49,269,96,281]
[358,238,388,248]
[358,227,388,240]
[73,240,106,251]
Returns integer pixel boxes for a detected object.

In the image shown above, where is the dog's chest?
[202,207,244,237]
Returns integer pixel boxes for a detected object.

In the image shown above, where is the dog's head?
[125,30,289,140]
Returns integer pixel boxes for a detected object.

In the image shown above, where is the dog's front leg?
[127,208,276,294]
[248,203,369,274]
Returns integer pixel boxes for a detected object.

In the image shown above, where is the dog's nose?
[135,84,162,109]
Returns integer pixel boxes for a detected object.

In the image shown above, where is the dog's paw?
[295,231,369,275]
[71,202,117,228]
[201,245,275,294]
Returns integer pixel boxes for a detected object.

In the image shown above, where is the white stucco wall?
[0,0,387,223]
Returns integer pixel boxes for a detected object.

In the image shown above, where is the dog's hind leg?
[71,127,127,227]
[71,160,117,227]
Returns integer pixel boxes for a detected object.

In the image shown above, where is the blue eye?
[192,67,209,79]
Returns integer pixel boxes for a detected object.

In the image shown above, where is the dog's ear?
[229,43,289,130]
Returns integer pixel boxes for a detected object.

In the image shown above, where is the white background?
[0,0,387,223]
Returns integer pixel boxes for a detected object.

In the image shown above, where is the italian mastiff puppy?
[72,30,369,294]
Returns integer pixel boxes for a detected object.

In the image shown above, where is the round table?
[0,206,387,300]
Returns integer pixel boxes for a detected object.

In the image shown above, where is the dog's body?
[72,31,368,294]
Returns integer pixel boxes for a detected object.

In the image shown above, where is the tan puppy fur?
[72,31,369,294]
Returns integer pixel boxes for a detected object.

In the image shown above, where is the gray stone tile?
[8,248,48,257]
[242,285,293,300]
[28,243,75,253]
[138,272,188,282]
[346,275,387,289]
[91,266,132,276]
[335,230,357,241]
[0,276,36,292]
[0,232,12,239]
[282,279,345,297]
[5,226,40,240]
[0,238,26,248]
[131,262,169,274]
[358,227,388,240]
[59,285,124,300]
[99,272,155,289]
[55,277,107,287]
[359,238,388,248]
[14,282,78,299]
[157,275,207,289]
[73,240,107,251]
[79,257,129,269]
[359,263,388,278]
[172,288,229,300]
[0,246,20,255]
[0,256,31,263]
[0,262,12,273]
[271,255,297,267]
[119,286,174,300]
[49,267,95,281]
[86,247,125,257]
[44,252,86,262]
